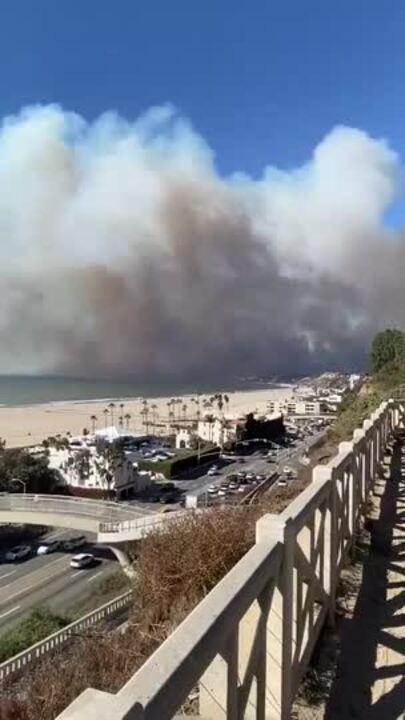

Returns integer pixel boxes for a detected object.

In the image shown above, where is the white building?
[176,427,194,449]
[47,428,152,500]
[197,417,239,446]
[267,398,324,417]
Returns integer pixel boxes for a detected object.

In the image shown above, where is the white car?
[207,467,219,476]
[278,477,288,487]
[5,545,31,561]
[37,541,60,556]
[70,553,97,569]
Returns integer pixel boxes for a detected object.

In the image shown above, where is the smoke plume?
[0,104,403,380]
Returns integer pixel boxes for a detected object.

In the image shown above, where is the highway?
[0,528,119,634]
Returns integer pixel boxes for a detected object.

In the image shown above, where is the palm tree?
[119,403,125,428]
[90,415,97,434]
[151,404,158,431]
[124,413,131,430]
[103,408,109,428]
[182,403,188,422]
[108,402,116,426]
[141,399,150,433]
[224,394,230,413]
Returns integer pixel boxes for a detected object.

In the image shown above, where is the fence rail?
[0,493,143,523]
[53,399,403,719]
[0,591,133,682]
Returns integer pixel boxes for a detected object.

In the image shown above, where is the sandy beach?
[0,387,294,448]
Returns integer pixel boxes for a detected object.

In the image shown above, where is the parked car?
[278,477,288,487]
[5,545,32,561]
[62,536,87,552]
[37,541,61,556]
[207,466,219,476]
[70,553,97,569]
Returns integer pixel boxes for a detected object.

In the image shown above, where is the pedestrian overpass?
[0,493,184,574]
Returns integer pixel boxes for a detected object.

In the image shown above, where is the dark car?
[160,493,177,504]
[62,536,87,552]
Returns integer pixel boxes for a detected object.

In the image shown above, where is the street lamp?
[12,478,26,494]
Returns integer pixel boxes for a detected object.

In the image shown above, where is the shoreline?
[0,386,295,449]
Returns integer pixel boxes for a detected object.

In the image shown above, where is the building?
[267,398,324,416]
[47,428,153,500]
[176,427,194,449]
[196,411,284,447]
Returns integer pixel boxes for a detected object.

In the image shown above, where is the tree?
[108,402,116,426]
[151,404,158,430]
[119,403,125,428]
[94,439,125,499]
[124,413,131,430]
[90,415,97,433]
[371,329,405,373]
[103,408,109,427]
[0,448,57,494]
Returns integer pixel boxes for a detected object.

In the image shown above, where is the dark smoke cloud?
[0,104,403,380]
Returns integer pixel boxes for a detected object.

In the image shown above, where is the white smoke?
[0,103,402,379]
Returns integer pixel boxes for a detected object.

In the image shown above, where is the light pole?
[12,478,26,494]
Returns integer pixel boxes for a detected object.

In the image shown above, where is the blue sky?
[1,0,404,179]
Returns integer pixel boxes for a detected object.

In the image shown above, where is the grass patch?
[0,608,69,663]
[69,571,131,619]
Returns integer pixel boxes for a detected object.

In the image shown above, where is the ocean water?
[0,375,282,407]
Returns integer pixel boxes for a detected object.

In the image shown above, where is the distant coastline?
[0,375,290,408]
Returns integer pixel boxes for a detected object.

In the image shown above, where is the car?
[160,493,177,504]
[62,536,87,552]
[207,467,218,476]
[159,482,175,492]
[37,541,61,555]
[70,553,97,569]
[278,477,288,487]
[5,545,32,561]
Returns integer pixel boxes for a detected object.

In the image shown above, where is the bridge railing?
[0,591,133,683]
[54,399,403,720]
[0,493,142,523]
[98,510,185,535]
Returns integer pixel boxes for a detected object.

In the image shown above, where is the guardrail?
[0,591,133,682]
[55,399,404,719]
[0,494,143,524]
[98,510,185,535]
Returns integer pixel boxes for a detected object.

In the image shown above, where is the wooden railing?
[57,399,403,720]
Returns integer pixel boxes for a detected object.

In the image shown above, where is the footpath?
[324,434,405,719]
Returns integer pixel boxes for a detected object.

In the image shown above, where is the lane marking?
[0,570,17,581]
[71,570,86,578]
[0,605,20,619]
[0,556,71,606]
[87,570,104,583]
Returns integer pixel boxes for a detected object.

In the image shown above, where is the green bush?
[0,607,69,662]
